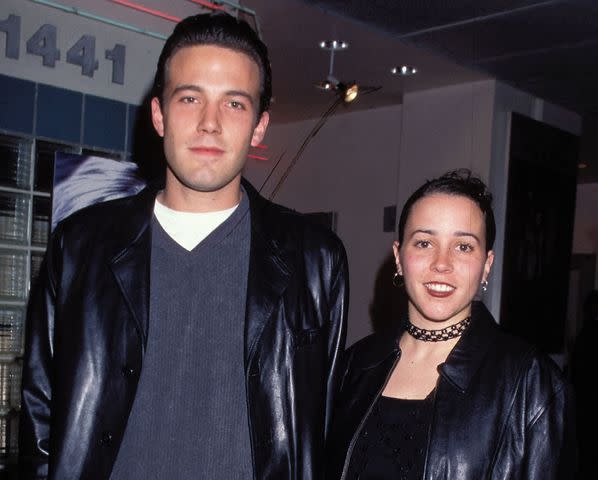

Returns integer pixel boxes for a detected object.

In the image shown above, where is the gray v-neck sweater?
[110,192,252,479]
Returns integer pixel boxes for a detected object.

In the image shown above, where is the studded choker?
[406,316,471,342]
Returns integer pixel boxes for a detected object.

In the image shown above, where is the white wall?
[245,105,402,345]
[397,81,495,208]
[573,183,598,287]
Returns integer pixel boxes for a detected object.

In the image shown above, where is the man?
[19,13,348,479]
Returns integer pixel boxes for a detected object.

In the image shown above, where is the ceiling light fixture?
[263,43,380,198]
[391,65,418,76]
[341,82,359,102]
[319,40,349,50]
[315,39,359,103]
[315,80,335,91]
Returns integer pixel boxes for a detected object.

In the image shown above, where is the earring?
[481,279,488,292]
[392,271,403,287]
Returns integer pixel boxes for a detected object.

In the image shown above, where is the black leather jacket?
[327,302,575,479]
[19,179,349,479]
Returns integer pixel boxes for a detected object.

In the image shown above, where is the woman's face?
[394,193,494,327]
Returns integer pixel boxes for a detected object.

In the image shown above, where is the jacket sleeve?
[523,370,577,479]
[18,232,61,479]
[323,239,349,441]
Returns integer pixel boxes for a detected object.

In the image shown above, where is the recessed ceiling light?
[391,65,418,76]
[319,40,349,51]
[578,162,588,169]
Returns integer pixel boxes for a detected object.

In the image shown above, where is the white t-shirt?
[153,199,239,251]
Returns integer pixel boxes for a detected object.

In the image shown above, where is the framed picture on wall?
[52,152,146,231]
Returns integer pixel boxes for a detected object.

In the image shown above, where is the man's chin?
[174,174,242,195]
[185,178,239,194]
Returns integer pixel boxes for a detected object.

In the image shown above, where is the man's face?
[151,44,269,208]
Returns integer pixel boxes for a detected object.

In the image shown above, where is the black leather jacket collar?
[440,302,501,392]
[107,179,298,362]
[328,302,576,479]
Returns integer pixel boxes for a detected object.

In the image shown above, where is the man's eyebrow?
[226,90,256,106]
[169,85,256,106]
[170,84,203,97]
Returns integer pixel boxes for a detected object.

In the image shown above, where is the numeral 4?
[67,35,99,77]
[26,24,60,67]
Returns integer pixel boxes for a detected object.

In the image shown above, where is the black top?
[346,393,433,479]
[327,302,574,480]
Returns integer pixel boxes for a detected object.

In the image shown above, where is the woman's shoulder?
[447,303,569,407]
[471,303,564,373]
[487,322,565,381]
[475,316,569,401]
[343,329,399,372]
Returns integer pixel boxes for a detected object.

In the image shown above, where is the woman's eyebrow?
[408,228,435,238]
[454,231,480,242]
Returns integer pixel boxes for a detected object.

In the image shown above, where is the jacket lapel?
[439,301,498,392]
[243,180,294,364]
[109,188,156,349]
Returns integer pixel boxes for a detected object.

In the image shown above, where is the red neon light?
[188,0,226,11]
[252,144,268,150]
[248,154,268,161]
[111,0,181,23]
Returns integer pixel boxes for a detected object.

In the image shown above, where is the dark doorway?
[500,113,579,354]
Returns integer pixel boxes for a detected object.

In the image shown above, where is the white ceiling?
[61,0,489,123]
[243,0,488,123]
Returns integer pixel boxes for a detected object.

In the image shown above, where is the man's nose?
[197,102,221,134]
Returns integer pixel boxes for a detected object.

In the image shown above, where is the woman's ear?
[392,241,402,275]
[483,250,495,282]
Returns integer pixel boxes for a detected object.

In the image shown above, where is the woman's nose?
[431,248,453,273]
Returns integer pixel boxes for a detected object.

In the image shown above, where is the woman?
[327,170,575,479]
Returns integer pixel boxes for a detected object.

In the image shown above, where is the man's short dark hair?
[153,12,272,116]
[398,168,496,252]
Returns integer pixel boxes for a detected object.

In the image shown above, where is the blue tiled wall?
[83,95,127,151]
[0,73,134,155]
[37,84,83,143]
[0,74,36,134]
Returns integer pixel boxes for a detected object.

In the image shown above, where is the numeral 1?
[0,14,21,59]
[105,44,126,85]
[67,35,99,77]
[26,24,60,67]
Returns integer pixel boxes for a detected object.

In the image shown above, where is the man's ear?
[251,111,269,147]
[151,97,165,138]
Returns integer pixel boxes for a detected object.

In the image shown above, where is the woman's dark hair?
[397,169,496,252]
[153,12,272,116]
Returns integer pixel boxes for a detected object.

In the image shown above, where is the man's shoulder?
[257,196,345,256]
[54,188,153,243]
